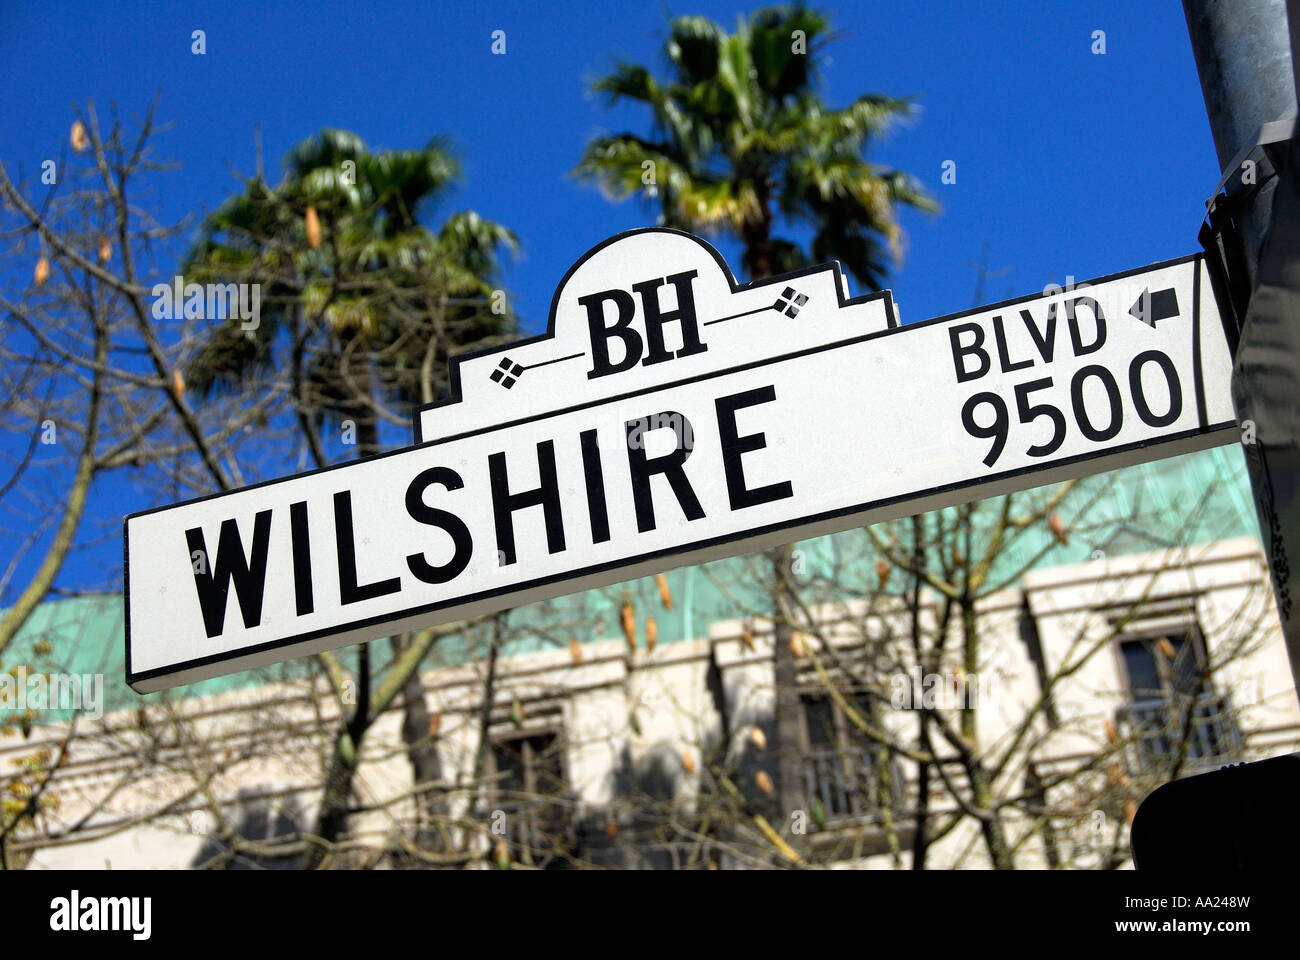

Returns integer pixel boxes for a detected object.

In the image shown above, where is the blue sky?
[0,0,1220,593]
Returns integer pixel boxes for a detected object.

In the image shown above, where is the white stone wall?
[7,538,1299,869]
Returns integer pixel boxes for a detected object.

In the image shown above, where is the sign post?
[125,229,1236,693]
[1185,0,1300,692]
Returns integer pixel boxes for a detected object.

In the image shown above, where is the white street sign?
[125,229,1235,692]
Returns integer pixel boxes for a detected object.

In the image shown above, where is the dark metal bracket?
[1198,116,1297,353]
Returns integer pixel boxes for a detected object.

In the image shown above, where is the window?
[796,692,897,823]
[1114,626,1239,766]
[484,729,572,867]
[487,732,567,802]
[800,693,843,751]
[1118,629,1207,702]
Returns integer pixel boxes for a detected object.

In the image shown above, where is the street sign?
[124,229,1236,692]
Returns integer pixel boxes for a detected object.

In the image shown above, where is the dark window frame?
[483,725,568,805]
[1111,619,1240,767]
[794,687,900,824]
[1114,623,1212,703]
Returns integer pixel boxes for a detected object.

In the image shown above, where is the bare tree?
[0,105,522,869]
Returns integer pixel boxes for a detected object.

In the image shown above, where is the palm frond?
[183,128,518,412]
[746,6,831,100]
[665,15,727,86]
[578,4,935,283]
[284,129,369,179]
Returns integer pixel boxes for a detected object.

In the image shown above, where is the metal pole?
[1127,5,1300,867]
[1185,0,1300,694]
[1183,0,1297,285]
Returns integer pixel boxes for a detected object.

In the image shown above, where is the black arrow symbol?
[1129,287,1179,327]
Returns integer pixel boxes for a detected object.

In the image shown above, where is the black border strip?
[1193,257,1208,429]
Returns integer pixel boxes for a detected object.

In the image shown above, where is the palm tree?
[184,129,516,459]
[576,6,936,844]
[183,129,517,867]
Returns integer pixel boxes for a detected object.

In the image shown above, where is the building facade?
[5,519,1298,868]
